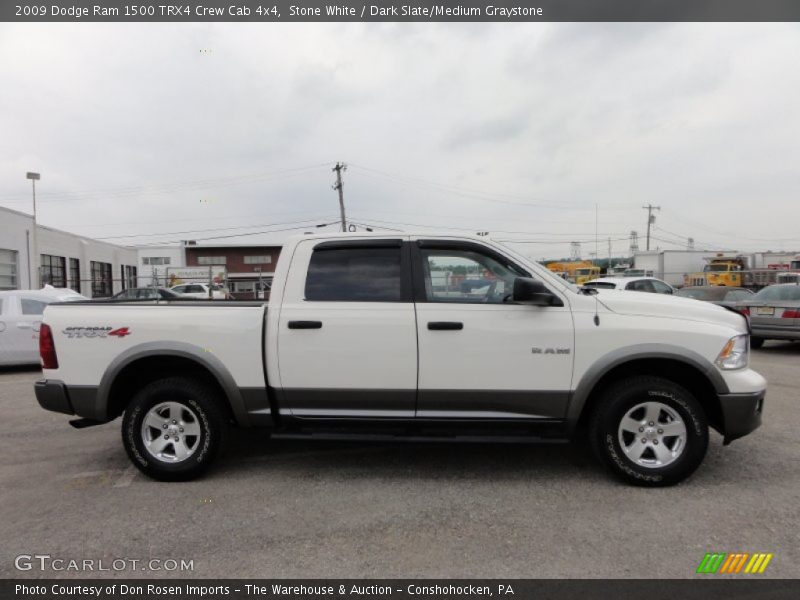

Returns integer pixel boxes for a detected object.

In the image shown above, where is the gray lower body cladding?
[34,381,763,443]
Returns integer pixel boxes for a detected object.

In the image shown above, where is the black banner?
[3,580,800,600]
[3,0,800,23]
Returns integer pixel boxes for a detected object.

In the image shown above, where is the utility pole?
[642,204,660,251]
[26,172,41,287]
[332,162,347,232]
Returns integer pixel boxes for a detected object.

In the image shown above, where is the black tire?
[121,376,227,481]
[750,336,765,350]
[589,376,709,487]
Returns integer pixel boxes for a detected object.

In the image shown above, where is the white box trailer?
[633,250,722,287]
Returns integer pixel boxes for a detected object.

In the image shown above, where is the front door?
[276,239,418,418]
[412,240,574,420]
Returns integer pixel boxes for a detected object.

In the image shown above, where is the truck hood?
[594,290,747,331]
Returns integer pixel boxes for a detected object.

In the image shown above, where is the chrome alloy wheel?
[617,401,687,469]
[141,401,201,462]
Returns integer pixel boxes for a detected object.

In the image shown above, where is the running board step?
[270,432,569,444]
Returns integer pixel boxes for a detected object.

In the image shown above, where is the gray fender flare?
[565,343,728,429]
[96,341,251,426]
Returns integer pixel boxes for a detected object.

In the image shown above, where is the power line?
[0,163,332,204]
[348,163,632,212]
[95,217,338,241]
[347,214,630,239]
[134,221,342,247]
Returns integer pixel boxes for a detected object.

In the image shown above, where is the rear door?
[276,239,418,418]
[411,239,574,420]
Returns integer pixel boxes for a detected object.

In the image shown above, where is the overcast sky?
[1,22,799,259]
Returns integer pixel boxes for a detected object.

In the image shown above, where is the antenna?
[594,203,600,326]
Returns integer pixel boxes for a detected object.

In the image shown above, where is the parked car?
[582,276,675,294]
[675,286,754,308]
[0,287,86,366]
[112,287,182,301]
[34,233,764,486]
[739,283,800,349]
[169,283,227,299]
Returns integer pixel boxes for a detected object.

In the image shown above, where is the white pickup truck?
[34,234,766,485]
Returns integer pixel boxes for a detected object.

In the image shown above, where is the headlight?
[715,334,749,370]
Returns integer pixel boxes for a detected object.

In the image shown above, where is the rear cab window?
[305,246,405,302]
[20,298,49,315]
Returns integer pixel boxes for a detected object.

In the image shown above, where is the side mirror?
[512,277,563,306]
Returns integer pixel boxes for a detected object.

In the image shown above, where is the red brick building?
[184,244,282,299]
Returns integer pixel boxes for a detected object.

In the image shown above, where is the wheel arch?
[97,342,250,426]
[568,345,727,436]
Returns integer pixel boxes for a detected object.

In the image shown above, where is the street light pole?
[26,172,41,288]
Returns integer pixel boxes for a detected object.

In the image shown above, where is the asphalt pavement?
[1,342,798,579]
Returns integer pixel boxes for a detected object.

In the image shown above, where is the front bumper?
[719,390,765,444]
[34,379,74,415]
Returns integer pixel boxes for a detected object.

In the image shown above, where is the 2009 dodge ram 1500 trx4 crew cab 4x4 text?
[34,234,766,485]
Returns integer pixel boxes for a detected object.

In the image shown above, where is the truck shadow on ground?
[217,431,603,483]
[211,429,761,487]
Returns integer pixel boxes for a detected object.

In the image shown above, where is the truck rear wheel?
[121,377,227,481]
[589,376,708,486]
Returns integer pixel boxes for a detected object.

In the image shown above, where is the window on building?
[243,255,272,265]
[69,258,81,293]
[197,256,226,265]
[125,265,138,289]
[90,261,113,297]
[0,249,18,291]
[40,254,66,288]
[142,257,171,266]
[305,247,404,302]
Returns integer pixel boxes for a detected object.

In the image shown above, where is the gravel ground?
[1,342,798,579]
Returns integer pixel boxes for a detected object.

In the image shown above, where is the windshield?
[705,264,733,272]
[752,285,800,302]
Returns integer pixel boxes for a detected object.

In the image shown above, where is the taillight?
[783,309,800,318]
[39,323,59,369]
[739,307,750,317]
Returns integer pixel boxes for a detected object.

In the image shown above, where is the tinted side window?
[305,247,403,302]
[21,298,48,315]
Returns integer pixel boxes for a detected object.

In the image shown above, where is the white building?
[136,245,186,287]
[0,206,138,297]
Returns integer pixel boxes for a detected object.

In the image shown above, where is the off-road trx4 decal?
[63,326,131,338]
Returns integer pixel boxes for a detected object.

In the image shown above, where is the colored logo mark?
[697,552,773,574]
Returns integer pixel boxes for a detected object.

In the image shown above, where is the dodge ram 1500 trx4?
[34,234,766,485]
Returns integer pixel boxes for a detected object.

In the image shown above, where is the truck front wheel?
[589,376,709,486]
[121,377,227,481]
